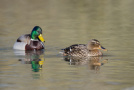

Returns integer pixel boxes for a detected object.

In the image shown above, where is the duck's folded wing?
[62,44,86,54]
[17,34,31,44]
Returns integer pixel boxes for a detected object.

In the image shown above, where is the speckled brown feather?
[62,39,104,57]
[63,44,89,57]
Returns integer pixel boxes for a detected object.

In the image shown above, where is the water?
[1,0,134,90]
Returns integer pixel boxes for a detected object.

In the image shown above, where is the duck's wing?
[62,44,86,55]
[16,34,31,44]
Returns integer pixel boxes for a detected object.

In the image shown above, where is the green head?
[31,26,45,42]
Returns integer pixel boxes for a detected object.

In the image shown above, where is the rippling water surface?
[1,0,134,90]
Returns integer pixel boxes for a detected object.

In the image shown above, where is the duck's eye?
[92,42,96,45]
[96,42,100,44]
[37,31,41,34]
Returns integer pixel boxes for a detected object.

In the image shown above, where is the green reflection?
[14,50,45,72]
[31,55,44,72]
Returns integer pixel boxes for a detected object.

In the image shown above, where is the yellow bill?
[38,34,45,42]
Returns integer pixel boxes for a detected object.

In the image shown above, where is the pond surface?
[1,0,134,90]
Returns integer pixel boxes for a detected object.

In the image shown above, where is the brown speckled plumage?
[62,39,107,57]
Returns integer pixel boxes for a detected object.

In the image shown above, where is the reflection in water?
[14,50,45,72]
[64,56,108,71]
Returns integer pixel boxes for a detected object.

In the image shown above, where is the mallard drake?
[62,39,107,57]
[13,26,45,50]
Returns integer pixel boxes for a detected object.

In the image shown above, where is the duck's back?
[16,34,31,44]
[62,44,89,57]
[13,34,31,50]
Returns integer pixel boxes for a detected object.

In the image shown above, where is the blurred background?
[0,0,134,90]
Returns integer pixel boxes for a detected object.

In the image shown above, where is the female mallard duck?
[62,39,107,57]
[13,26,45,50]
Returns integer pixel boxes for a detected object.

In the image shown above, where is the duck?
[13,26,45,50]
[62,39,107,57]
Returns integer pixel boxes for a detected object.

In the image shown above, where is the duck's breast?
[25,41,44,50]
